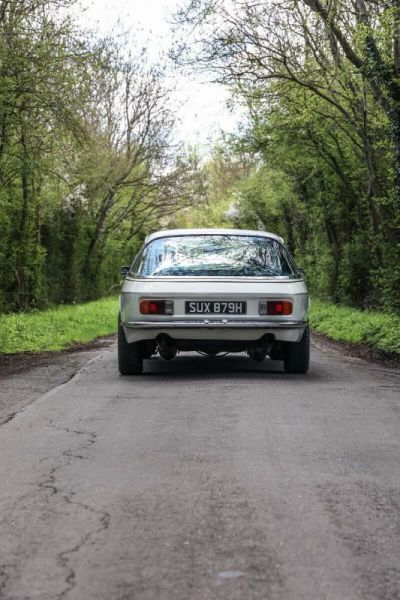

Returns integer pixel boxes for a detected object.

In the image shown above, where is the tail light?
[259,300,292,316]
[140,299,174,315]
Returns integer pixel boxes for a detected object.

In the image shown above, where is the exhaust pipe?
[248,334,274,362]
[248,347,268,362]
[156,334,177,361]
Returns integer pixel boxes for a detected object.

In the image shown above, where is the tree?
[0,0,97,309]
[174,0,400,311]
[0,1,202,312]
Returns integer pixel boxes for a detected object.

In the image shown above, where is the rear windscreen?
[131,235,298,278]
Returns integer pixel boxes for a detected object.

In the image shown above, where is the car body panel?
[123,320,306,344]
[121,280,308,343]
[144,228,285,245]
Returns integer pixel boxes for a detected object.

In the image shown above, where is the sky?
[74,0,242,151]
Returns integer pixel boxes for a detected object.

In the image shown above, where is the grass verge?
[0,297,118,354]
[310,299,400,357]
[1,295,399,358]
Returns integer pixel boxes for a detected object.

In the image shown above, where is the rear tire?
[284,326,310,374]
[118,316,143,375]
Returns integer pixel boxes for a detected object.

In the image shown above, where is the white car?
[118,229,309,374]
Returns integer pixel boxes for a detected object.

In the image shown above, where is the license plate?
[185,301,246,315]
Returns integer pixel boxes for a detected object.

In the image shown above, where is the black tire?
[283,326,310,374]
[118,316,143,375]
[269,342,284,361]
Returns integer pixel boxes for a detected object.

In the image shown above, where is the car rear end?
[121,277,308,343]
[118,230,309,374]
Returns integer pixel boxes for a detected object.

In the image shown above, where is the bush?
[310,299,400,355]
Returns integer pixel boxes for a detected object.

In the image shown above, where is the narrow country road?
[1,341,400,600]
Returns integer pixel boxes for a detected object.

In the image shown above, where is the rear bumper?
[123,319,307,344]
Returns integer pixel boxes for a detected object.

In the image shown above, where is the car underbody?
[118,318,310,375]
[141,332,281,360]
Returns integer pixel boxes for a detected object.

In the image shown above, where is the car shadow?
[139,353,315,380]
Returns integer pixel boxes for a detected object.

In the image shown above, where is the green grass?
[0,296,119,354]
[310,299,400,356]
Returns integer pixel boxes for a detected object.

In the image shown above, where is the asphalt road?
[1,342,400,600]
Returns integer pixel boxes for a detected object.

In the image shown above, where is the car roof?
[145,228,284,245]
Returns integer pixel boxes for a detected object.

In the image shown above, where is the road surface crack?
[0,565,12,599]
[0,408,26,427]
[56,503,111,600]
[62,427,97,460]
[37,426,111,600]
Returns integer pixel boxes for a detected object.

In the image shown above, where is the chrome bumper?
[124,319,307,329]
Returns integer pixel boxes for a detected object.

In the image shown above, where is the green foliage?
[0,1,198,317]
[170,145,249,229]
[176,0,400,314]
[310,299,400,356]
[0,296,118,353]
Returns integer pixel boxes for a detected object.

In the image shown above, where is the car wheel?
[118,316,143,375]
[283,326,310,374]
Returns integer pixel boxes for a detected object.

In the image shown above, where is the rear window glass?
[131,235,297,278]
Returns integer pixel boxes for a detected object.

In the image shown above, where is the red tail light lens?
[140,300,174,315]
[259,300,293,316]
